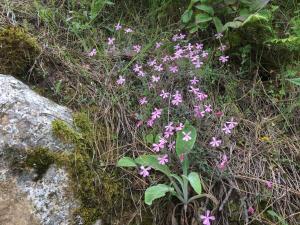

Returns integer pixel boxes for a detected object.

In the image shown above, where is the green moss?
[0,26,40,76]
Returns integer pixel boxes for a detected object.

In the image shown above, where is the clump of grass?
[0,26,40,76]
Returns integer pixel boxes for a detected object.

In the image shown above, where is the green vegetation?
[0,0,299,225]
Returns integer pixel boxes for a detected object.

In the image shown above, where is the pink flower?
[176,123,184,131]
[182,131,192,141]
[108,37,115,45]
[139,166,151,177]
[158,154,168,165]
[185,43,193,51]
[196,92,208,101]
[124,28,133,33]
[226,118,238,129]
[116,76,125,85]
[155,42,163,48]
[169,65,178,73]
[215,111,223,117]
[179,154,184,162]
[190,77,199,85]
[168,141,175,151]
[204,105,212,113]
[115,22,122,30]
[194,106,205,118]
[136,120,143,127]
[133,45,141,53]
[151,75,160,83]
[172,34,179,42]
[266,181,273,189]
[248,207,255,216]
[160,90,170,99]
[133,64,142,72]
[164,130,174,138]
[217,154,228,171]
[147,59,157,66]
[215,33,223,39]
[147,118,155,127]
[151,108,162,119]
[88,48,97,57]
[139,97,148,105]
[195,43,203,50]
[162,55,170,62]
[218,44,226,51]
[174,44,181,50]
[219,55,229,63]
[200,210,215,225]
[165,122,175,132]
[174,48,184,59]
[193,59,203,68]
[201,51,208,58]
[210,137,222,147]
[152,143,162,152]
[222,125,232,134]
[179,33,186,40]
[189,86,199,94]
[138,70,146,77]
[171,91,182,106]
[154,64,163,72]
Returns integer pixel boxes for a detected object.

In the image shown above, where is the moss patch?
[0,26,40,76]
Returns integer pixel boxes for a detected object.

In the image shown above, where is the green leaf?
[145,184,174,205]
[213,17,223,33]
[194,4,214,15]
[288,78,300,86]
[267,210,288,225]
[135,155,171,176]
[195,13,212,23]
[171,174,184,187]
[117,157,137,167]
[181,10,193,23]
[250,0,270,11]
[145,133,154,144]
[223,21,243,31]
[154,133,163,143]
[176,123,197,156]
[188,172,202,195]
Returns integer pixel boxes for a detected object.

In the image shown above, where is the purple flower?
[139,97,148,105]
[182,131,192,141]
[88,48,97,57]
[226,118,238,129]
[162,55,170,62]
[209,137,222,147]
[133,64,142,72]
[169,65,178,73]
[189,86,200,94]
[201,51,209,58]
[222,125,232,134]
[147,118,155,127]
[171,91,182,106]
[154,64,163,72]
[124,28,133,33]
[151,108,162,119]
[151,75,160,83]
[133,45,141,53]
[108,37,115,45]
[139,166,151,177]
[138,70,146,77]
[160,90,170,99]
[176,123,184,131]
[248,207,255,216]
[115,22,122,31]
[219,55,229,63]
[215,33,223,39]
[165,122,175,132]
[218,44,226,51]
[158,154,169,165]
[266,181,273,189]
[194,106,205,118]
[155,42,163,48]
[204,105,212,113]
[200,210,215,225]
[196,92,208,101]
[168,141,175,151]
[190,77,199,85]
[217,154,228,171]
[164,130,174,138]
[116,76,125,85]
[147,59,157,66]
[195,43,203,50]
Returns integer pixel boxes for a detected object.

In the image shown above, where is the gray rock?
[0,75,77,225]
[0,74,73,152]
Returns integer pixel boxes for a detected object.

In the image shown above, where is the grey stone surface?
[0,74,77,225]
[0,74,73,152]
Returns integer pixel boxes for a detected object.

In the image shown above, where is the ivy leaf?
[135,155,171,176]
[288,78,300,86]
[213,17,223,33]
[188,172,202,195]
[116,157,137,167]
[181,10,193,23]
[144,133,154,144]
[145,184,174,205]
[194,4,214,15]
[176,123,197,156]
[195,13,212,24]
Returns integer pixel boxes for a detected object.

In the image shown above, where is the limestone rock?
[0,75,77,225]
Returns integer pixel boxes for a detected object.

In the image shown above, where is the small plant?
[181,0,270,33]
[118,121,218,210]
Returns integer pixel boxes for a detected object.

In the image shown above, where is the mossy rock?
[0,26,40,76]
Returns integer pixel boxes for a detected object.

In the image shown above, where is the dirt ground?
[0,179,40,225]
